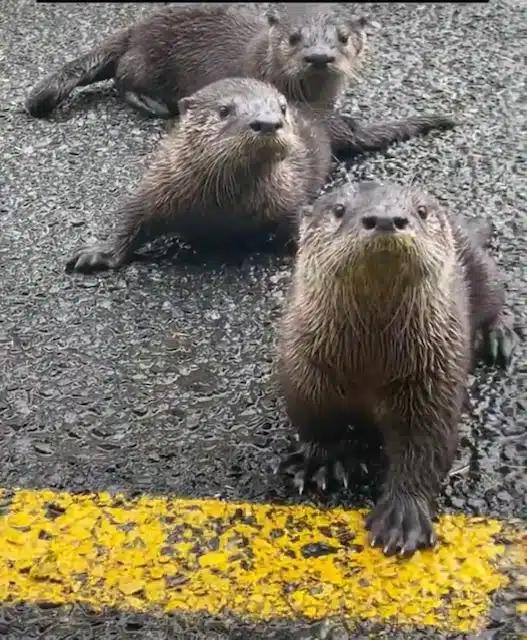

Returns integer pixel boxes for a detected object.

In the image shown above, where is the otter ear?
[178,96,196,116]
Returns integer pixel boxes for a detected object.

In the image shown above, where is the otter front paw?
[365,493,436,557]
[481,318,518,368]
[277,442,350,495]
[66,245,121,274]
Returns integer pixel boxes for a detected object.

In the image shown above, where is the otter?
[66,77,331,273]
[277,181,517,557]
[24,3,370,118]
[25,3,455,159]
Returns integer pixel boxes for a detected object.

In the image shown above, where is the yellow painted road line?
[0,488,523,634]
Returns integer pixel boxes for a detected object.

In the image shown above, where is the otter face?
[267,4,369,103]
[178,79,294,165]
[299,182,452,285]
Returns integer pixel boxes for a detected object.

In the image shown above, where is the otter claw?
[66,244,121,274]
[484,325,517,368]
[313,466,328,492]
[366,493,435,558]
[501,335,515,363]
[293,472,305,495]
[278,444,350,494]
[495,329,516,365]
[333,460,348,489]
[488,332,499,363]
[477,311,518,368]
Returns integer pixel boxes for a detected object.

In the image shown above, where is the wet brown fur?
[25,3,456,158]
[66,77,331,273]
[26,4,365,117]
[278,181,515,556]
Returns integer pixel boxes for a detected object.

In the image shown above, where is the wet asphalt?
[1,1,526,638]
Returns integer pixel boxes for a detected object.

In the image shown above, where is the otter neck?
[159,133,289,207]
[291,75,343,112]
[297,252,454,333]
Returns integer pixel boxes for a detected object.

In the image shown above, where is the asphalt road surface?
[1,1,525,639]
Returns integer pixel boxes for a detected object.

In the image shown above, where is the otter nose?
[361,216,410,232]
[304,53,336,68]
[249,119,283,134]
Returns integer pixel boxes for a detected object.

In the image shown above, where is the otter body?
[25,3,366,118]
[26,3,455,159]
[66,77,331,273]
[278,181,516,556]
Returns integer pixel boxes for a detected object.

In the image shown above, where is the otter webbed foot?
[478,311,518,368]
[66,244,125,274]
[365,493,436,557]
[277,442,350,494]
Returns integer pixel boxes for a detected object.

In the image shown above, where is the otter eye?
[333,204,346,219]
[218,105,231,119]
[280,102,287,115]
[417,205,428,220]
[289,31,302,46]
[338,32,349,45]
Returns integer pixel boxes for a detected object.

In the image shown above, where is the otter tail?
[25,29,131,118]
[332,114,457,157]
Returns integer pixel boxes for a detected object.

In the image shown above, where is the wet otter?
[25,3,368,118]
[278,181,517,557]
[66,77,331,273]
[25,3,455,158]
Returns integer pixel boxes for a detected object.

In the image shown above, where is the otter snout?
[303,51,336,69]
[249,118,284,134]
[361,215,410,232]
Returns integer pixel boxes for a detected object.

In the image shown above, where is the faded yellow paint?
[0,487,521,633]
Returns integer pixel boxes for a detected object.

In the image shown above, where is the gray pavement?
[1,1,525,638]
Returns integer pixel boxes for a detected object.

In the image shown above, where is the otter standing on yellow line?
[278,181,517,557]
[66,77,331,274]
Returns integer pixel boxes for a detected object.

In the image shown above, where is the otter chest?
[312,302,467,390]
[208,165,304,225]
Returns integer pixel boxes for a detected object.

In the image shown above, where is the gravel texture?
[1,1,525,638]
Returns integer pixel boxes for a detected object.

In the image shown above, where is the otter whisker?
[382,286,414,334]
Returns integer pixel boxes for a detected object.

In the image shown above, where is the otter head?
[298,181,454,291]
[178,78,295,171]
[265,3,371,106]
